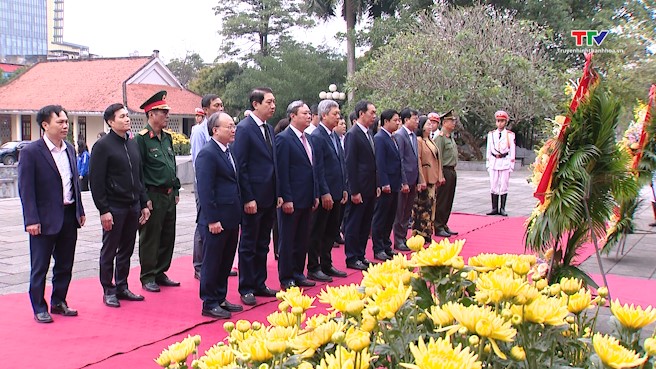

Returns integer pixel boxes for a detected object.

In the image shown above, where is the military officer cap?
[140,90,171,113]
[427,112,440,123]
[495,110,509,120]
[440,109,456,121]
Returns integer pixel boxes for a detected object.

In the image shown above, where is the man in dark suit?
[308,100,348,282]
[372,109,408,261]
[392,108,420,252]
[196,112,244,319]
[276,101,319,290]
[344,100,378,270]
[231,87,280,306]
[18,105,86,323]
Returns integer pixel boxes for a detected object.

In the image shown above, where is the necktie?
[262,123,272,150]
[391,134,399,151]
[225,147,236,172]
[498,131,502,139]
[331,132,340,155]
[367,131,375,151]
[301,133,313,165]
[410,132,417,155]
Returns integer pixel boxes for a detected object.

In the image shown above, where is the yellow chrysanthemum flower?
[238,333,274,362]
[195,343,236,369]
[166,337,196,364]
[560,277,583,295]
[345,326,371,352]
[267,310,303,327]
[409,238,465,269]
[468,253,535,272]
[475,267,531,305]
[592,333,648,369]
[510,346,526,361]
[368,281,412,320]
[407,234,426,251]
[316,346,372,369]
[566,288,592,315]
[318,284,366,315]
[400,336,482,369]
[443,302,516,359]
[304,312,336,329]
[361,258,417,293]
[512,294,568,326]
[611,300,656,331]
[154,349,171,367]
[426,304,454,327]
[644,337,656,356]
[279,288,315,313]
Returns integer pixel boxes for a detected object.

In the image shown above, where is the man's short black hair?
[354,100,372,120]
[400,108,418,124]
[201,94,220,108]
[103,103,126,125]
[380,109,399,125]
[249,87,273,110]
[37,105,67,131]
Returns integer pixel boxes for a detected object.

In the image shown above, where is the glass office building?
[0,0,48,62]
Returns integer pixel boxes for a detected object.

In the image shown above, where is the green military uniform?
[433,110,458,235]
[136,91,181,286]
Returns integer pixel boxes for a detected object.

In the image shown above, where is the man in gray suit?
[392,108,420,251]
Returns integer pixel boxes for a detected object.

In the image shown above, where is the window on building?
[78,116,86,142]
[21,115,31,140]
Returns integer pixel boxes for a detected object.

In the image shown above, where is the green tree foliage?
[214,0,313,60]
[188,62,244,98]
[222,42,346,123]
[166,52,205,88]
[351,4,560,157]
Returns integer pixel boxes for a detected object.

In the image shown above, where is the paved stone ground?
[1,166,654,335]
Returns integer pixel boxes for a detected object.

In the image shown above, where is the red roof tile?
[0,63,22,73]
[0,57,151,112]
[126,84,201,116]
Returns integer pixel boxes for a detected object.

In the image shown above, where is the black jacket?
[90,130,148,214]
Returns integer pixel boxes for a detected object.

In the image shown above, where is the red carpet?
[0,213,647,368]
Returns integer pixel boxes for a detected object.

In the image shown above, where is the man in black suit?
[372,109,408,261]
[392,108,420,252]
[344,100,379,270]
[276,101,319,290]
[231,87,281,306]
[196,112,244,319]
[307,99,348,282]
[18,105,86,323]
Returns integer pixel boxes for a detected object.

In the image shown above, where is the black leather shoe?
[254,286,279,297]
[241,293,256,306]
[296,278,316,287]
[498,209,508,217]
[435,229,451,237]
[346,260,368,271]
[281,280,297,290]
[142,281,160,292]
[361,258,372,266]
[202,306,231,319]
[445,227,459,236]
[34,311,53,323]
[103,294,120,308]
[156,276,181,287]
[220,300,244,312]
[486,209,499,215]
[194,271,201,280]
[229,270,238,277]
[323,266,347,278]
[117,289,145,301]
[308,270,333,282]
[386,249,399,257]
[334,234,345,244]
[374,251,391,261]
[394,244,411,252]
[51,302,78,316]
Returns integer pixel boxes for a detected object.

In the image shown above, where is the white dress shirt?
[43,135,74,205]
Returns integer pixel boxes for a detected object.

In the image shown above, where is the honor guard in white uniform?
[486,110,515,216]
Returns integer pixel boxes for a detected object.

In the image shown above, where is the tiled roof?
[126,84,201,116]
[0,57,151,112]
[0,63,22,73]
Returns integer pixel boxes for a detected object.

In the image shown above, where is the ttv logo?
[571,30,609,46]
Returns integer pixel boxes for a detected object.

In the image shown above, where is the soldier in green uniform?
[136,90,182,292]
[433,110,459,238]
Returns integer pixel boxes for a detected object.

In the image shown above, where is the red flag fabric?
[632,84,656,170]
[534,53,598,203]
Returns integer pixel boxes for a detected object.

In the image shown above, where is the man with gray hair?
[276,100,319,290]
[307,99,348,282]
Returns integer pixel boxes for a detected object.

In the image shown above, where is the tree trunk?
[345,0,356,103]
[458,129,484,160]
